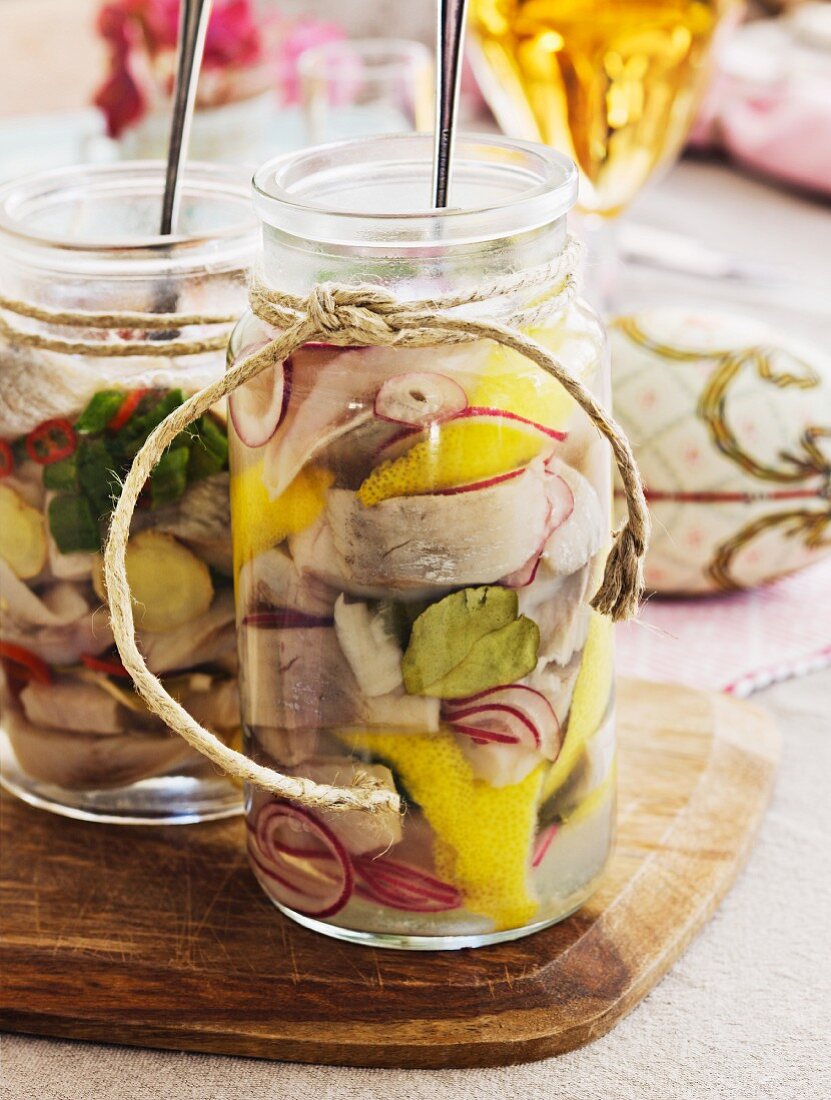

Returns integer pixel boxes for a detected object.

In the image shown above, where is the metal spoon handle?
[432,0,469,208]
[160,0,213,235]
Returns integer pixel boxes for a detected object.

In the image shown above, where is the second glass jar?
[229,135,615,948]
[0,163,256,824]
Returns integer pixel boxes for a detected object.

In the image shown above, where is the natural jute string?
[0,292,237,358]
[104,237,648,814]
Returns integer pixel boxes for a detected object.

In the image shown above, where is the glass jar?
[228,134,615,948]
[0,162,257,824]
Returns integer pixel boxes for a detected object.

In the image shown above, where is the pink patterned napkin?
[688,11,831,199]
[616,560,831,697]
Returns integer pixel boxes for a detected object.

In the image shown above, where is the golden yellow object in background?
[469,0,722,216]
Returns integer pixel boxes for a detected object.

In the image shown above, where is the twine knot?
[305,283,402,345]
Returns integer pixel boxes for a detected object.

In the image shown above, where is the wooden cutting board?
[0,679,779,1068]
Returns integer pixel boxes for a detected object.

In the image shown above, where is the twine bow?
[99,240,649,814]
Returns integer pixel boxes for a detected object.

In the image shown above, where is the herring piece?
[137,588,237,675]
[2,708,193,790]
[334,595,403,697]
[326,462,552,590]
[518,564,592,666]
[261,343,475,501]
[0,345,101,438]
[541,458,606,576]
[362,689,440,733]
[526,653,583,727]
[239,622,439,732]
[0,559,113,664]
[131,473,233,574]
[237,545,337,619]
[239,624,362,731]
[289,518,445,602]
[4,467,45,510]
[20,679,126,735]
[250,725,320,767]
[182,677,241,732]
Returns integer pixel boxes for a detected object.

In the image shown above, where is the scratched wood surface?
[0,679,779,1068]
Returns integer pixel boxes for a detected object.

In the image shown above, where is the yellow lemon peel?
[356,418,548,506]
[230,461,333,575]
[339,727,544,930]
[471,339,576,430]
[542,611,614,801]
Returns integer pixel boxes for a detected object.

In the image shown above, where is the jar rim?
[253,133,578,248]
[0,161,257,254]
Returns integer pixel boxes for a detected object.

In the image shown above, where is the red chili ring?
[24,418,77,465]
[0,440,13,478]
[107,389,147,432]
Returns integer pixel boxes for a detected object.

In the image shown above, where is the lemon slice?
[357,414,551,506]
[471,305,604,430]
[471,341,576,430]
[230,461,333,574]
[541,610,614,801]
[339,728,544,931]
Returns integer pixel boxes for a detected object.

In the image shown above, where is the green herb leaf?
[121,389,185,458]
[77,438,119,519]
[419,617,540,699]
[401,586,540,698]
[48,493,101,553]
[187,414,228,482]
[75,390,125,435]
[151,445,191,507]
[42,452,79,492]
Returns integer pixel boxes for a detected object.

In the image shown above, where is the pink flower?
[277,19,345,105]
[92,0,266,135]
[94,58,147,138]
[203,0,263,69]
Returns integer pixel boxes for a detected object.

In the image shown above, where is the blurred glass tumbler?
[299,39,434,144]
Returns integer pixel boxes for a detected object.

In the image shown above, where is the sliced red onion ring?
[502,472,575,588]
[432,467,525,496]
[453,406,567,442]
[354,855,462,912]
[374,372,468,427]
[532,824,559,868]
[445,685,562,760]
[242,609,335,629]
[251,802,353,918]
[229,358,292,449]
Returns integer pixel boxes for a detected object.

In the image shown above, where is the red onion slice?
[432,466,526,496]
[503,472,575,588]
[242,609,335,629]
[532,824,559,868]
[251,802,353,918]
[446,703,540,747]
[446,685,562,760]
[453,406,567,442]
[354,855,462,912]
[374,372,468,427]
[229,358,292,449]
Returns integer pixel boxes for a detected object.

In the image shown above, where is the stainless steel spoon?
[160,0,213,235]
[432,0,470,208]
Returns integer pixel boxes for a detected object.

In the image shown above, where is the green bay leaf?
[401,586,519,695]
[420,616,540,699]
